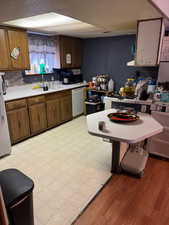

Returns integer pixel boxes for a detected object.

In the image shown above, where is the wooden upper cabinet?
[0,29,11,70]
[72,38,83,68]
[136,18,165,66]
[59,36,73,68]
[0,27,30,71]
[56,35,83,69]
[7,29,30,70]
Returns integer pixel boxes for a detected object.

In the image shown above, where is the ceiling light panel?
[3,12,88,28]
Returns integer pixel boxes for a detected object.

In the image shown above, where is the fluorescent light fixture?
[3,12,86,28]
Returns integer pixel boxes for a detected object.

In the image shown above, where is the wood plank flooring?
[74,157,169,225]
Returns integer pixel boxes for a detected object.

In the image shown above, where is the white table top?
[4,82,86,102]
[87,109,163,144]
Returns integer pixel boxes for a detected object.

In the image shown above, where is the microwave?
[53,68,83,84]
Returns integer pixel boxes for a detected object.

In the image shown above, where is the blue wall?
[82,35,136,91]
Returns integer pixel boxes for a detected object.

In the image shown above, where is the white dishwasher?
[72,88,84,117]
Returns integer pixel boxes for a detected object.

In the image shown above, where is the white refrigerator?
[0,75,11,157]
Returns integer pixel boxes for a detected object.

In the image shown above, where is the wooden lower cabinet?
[7,108,30,144]
[46,99,61,128]
[60,95,72,122]
[6,90,73,144]
[29,103,47,135]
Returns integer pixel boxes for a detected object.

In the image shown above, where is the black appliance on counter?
[53,68,83,84]
[85,93,104,115]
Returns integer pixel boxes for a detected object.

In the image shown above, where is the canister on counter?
[156,104,162,112]
[141,105,147,113]
[162,105,166,112]
[150,104,157,111]
[141,104,151,113]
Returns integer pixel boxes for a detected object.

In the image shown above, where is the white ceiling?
[0,0,163,38]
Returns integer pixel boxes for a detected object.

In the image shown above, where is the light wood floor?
[74,157,169,225]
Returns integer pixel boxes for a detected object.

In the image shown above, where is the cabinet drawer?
[6,99,27,111]
[45,92,61,101]
[58,90,71,98]
[27,95,45,105]
[45,90,71,101]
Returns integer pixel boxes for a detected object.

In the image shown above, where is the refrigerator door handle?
[0,92,5,122]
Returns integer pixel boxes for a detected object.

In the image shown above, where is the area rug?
[0,116,112,225]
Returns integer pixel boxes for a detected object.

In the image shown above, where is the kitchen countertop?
[4,82,87,102]
[87,109,163,144]
[104,96,153,105]
[104,96,169,108]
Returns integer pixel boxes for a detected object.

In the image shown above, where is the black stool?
[0,169,34,225]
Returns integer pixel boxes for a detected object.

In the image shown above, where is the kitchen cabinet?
[72,38,83,68]
[160,36,169,62]
[46,99,61,128]
[29,103,47,135]
[0,27,30,71]
[5,90,73,144]
[7,29,30,70]
[56,35,83,69]
[136,18,165,66]
[46,90,72,126]
[28,96,47,135]
[60,94,72,122]
[0,29,11,70]
[6,99,30,144]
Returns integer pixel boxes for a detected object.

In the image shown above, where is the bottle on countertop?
[119,87,126,97]
[124,78,135,97]
[43,81,49,91]
[147,79,156,94]
[108,79,114,92]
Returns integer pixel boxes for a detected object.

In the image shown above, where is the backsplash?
[4,71,25,87]
[4,71,60,87]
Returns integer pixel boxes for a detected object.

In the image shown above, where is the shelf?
[87,88,113,94]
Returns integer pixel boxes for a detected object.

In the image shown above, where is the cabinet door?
[0,29,11,70]
[60,95,72,122]
[72,38,83,68]
[161,36,169,62]
[7,108,30,144]
[46,99,61,128]
[60,36,73,68]
[29,103,47,135]
[136,18,164,66]
[7,29,30,70]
